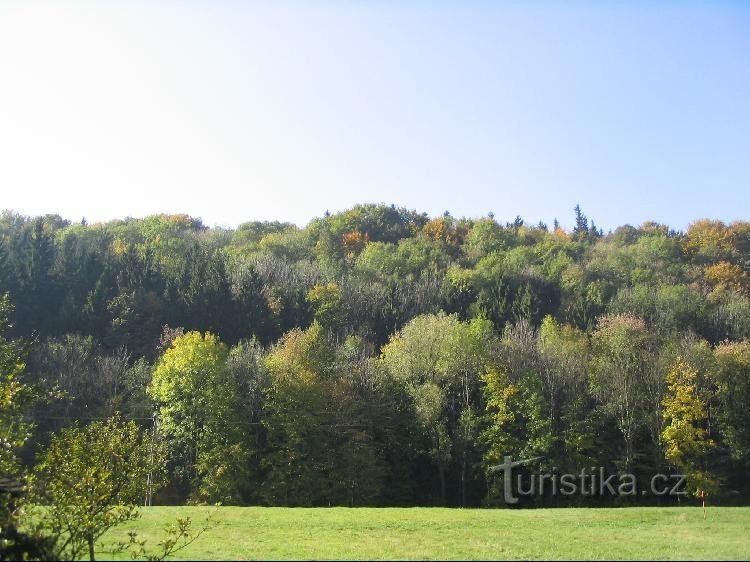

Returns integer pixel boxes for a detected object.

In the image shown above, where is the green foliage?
[316,203,427,245]
[355,236,446,281]
[712,342,750,465]
[261,324,389,506]
[0,370,33,478]
[462,218,514,262]
[306,283,344,333]
[481,366,523,465]
[589,314,657,471]
[148,332,251,504]
[29,416,162,561]
[661,359,717,497]
[0,294,52,561]
[482,317,600,504]
[608,284,708,336]
[381,313,493,505]
[2,205,750,508]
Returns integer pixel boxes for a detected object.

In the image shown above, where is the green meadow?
[99,506,750,560]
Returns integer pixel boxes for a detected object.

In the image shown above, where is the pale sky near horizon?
[0,1,748,231]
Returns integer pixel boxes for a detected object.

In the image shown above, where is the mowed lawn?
[99,506,750,560]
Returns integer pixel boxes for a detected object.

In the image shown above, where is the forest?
[1,203,749,509]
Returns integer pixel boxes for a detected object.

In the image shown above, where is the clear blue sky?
[0,1,748,231]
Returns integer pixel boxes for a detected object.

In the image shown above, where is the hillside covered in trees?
[1,203,749,507]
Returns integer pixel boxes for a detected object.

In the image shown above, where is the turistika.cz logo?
[490,456,688,504]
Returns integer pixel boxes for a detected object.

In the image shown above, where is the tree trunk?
[460,451,467,507]
[437,460,447,506]
[88,534,96,562]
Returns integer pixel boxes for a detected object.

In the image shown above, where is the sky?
[0,1,748,231]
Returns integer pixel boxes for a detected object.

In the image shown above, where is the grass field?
[96,506,750,560]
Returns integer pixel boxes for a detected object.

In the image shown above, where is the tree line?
[1,203,749,512]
